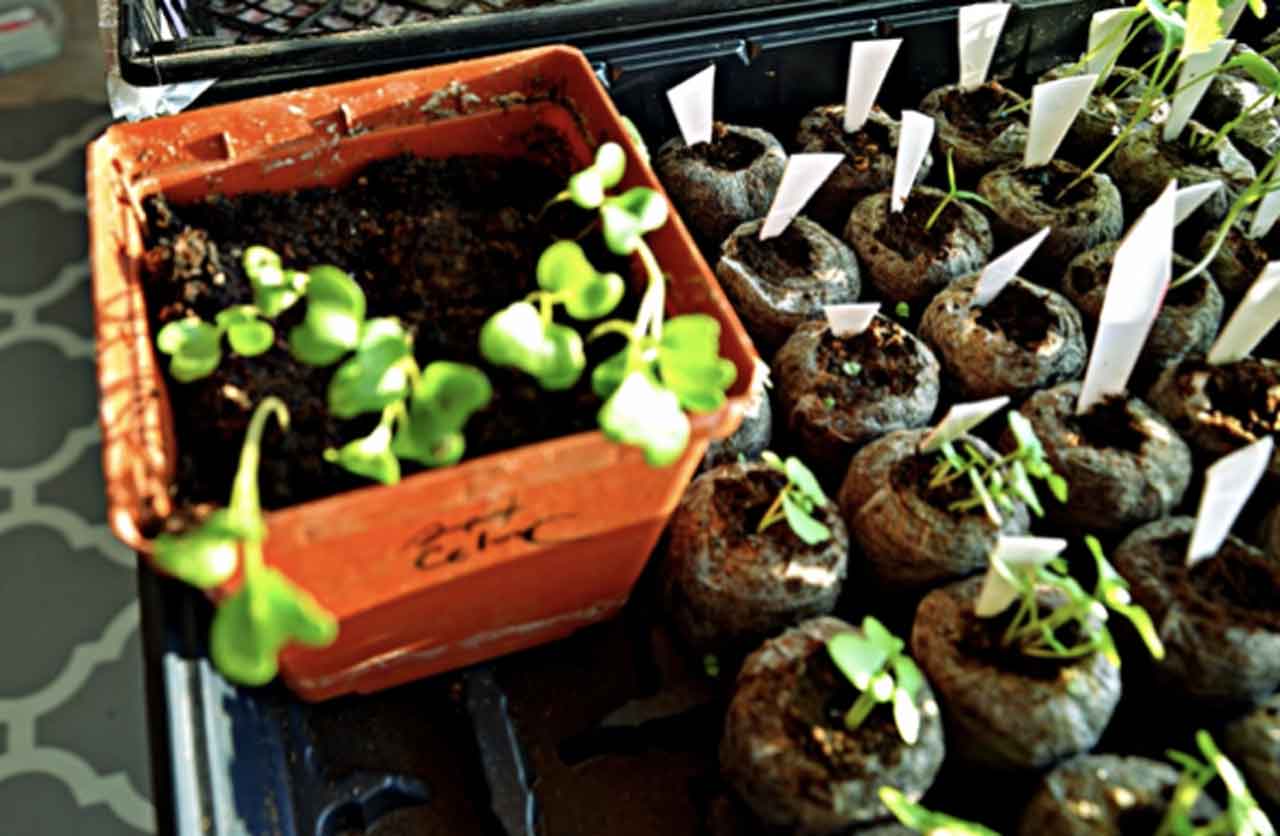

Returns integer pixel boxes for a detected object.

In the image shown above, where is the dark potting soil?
[936,82,1026,142]
[710,468,830,557]
[815,318,924,400]
[891,453,984,517]
[732,222,817,278]
[954,594,1081,681]
[140,152,627,513]
[806,110,893,170]
[975,282,1054,349]
[1069,395,1150,454]
[786,646,907,780]
[689,122,766,171]
[1149,532,1280,632]
[874,192,967,260]
[1192,358,1280,442]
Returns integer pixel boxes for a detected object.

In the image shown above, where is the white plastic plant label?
[1207,262,1280,364]
[1174,181,1223,225]
[892,110,935,212]
[919,396,1011,453]
[1248,187,1280,240]
[1186,437,1275,567]
[667,65,716,147]
[958,3,1011,90]
[824,303,882,337]
[1076,182,1178,414]
[1164,39,1235,142]
[1086,9,1134,82]
[760,153,845,240]
[845,39,903,132]
[1024,75,1098,167]
[973,228,1051,307]
[1221,0,1249,38]
[975,536,1069,617]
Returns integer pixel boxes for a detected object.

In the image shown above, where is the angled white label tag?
[1087,9,1134,82]
[959,3,1012,90]
[1187,437,1274,566]
[1175,181,1223,225]
[973,228,1051,306]
[667,65,715,147]
[1024,75,1098,168]
[846,39,903,132]
[892,110,934,213]
[1208,262,1280,365]
[760,153,844,240]
[976,536,1069,616]
[825,303,882,338]
[1164,40,1235,141]
[919,396,1011,452]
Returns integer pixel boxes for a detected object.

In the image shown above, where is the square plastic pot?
[87,45,759,701]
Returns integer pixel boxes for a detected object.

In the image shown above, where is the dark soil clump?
[975,281,1054,349]
[937,83,1026,142]
[1148,533,1280,632]
[1199,359,1280,441]
[1069,395,1149,453]
[733,222,817,276]
[815,318,923,399]
[690,123,766,170]
[875,192,965,258]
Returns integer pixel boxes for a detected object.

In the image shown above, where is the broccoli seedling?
[481,141,737,467]
[924,149,993,232]
[756,451,831,545]
[928,411,1068,526]
[827,616,926,744]
[841,360,863,377]
[894,301,911,320]
[978,536,1165,667]
[152,397,337,686]
[1157,730,1275,836]
[878,787,999,836]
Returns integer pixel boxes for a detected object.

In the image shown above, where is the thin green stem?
[844,689,878,731]
[757,489,788,534]
[1171,150,1280,288]
[924,193,955,231]
[228,396,288,537]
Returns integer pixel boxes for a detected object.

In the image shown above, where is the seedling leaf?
[326,318,413,419]
[324,423,400,486]
[153,509,252,589]
[598,371,690,467]
[781,492,832,545]
[288,266,366,366]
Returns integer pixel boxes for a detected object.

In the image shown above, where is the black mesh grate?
[193,0,582,41]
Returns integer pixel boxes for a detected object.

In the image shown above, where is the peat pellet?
[919,275,1087,400]
[910,577,1121,771]
[976,159,1124,275]
[1263,505,1280,562]
[662,462,848,655]
[838,428,1029,592]
[1108,121,1256,224]
[844,187,994,306]
[1006,383,1193,535]
[716,216,861,354]
[1146,356,1280,482]
[918,81,1029,183]
[795,106,932,234]
[1229,108,1280,171]
[1223,693,1280,810]
[655,122,787,248]
[721,617,945,834]
[1062,242,1224,381]
[774,317,940,482]
[1114,516,1280,706]
[1018,755,1221,836]
[1197,45,1276,127]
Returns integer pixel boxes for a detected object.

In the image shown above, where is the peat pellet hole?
[1068,395,1150,453]
[1200,359,1280,440]
[816,320,923,398]
[1014,162,1098,205]
[875,192,967,259]
[937,82,1026,141]
[809,112,893,166]
[733,223,818,277]
[975,282,1054,349]
[1151,533,1280,631]
[688,123,766,171]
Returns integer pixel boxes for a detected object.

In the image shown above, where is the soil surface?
[709,468,829,558]
[690,123,766,171]
[874,192,967,259]
[1148,531,1280,633]
[1068,395,1150,453]
[141,151,626,514]
[892,453,982,516]
[975,281,1054,349]
[1193,358,1280,442]
[803,111,893,171]
[815,318,923,400]
[954,596,1080,682]
[936,82,1027,141]
[731,222,817,277]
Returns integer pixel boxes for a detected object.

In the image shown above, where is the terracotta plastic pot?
[87,46,759,701]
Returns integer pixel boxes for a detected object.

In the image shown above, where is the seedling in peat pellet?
[756,451,832,545]
[152,397,337,686]
[878,787,998,836]
[924,149,993,231]
[827,616,926,744]
[929,411,1068,526]
[1157,730,1275,836]
[979,536,1165,667]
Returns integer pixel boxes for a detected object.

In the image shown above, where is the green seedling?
[484,141,736,466]
[981,536,1165,667]
[841,361,863,377]
[755,451,831,545]
[822,395,837,410]
[878,787,999,836]
[895,301,911,320]
[828,616,926,744]
[925,149,993,231]
[928,412,1068,526]
[1157,730,1275,836]
[152,398,337,686]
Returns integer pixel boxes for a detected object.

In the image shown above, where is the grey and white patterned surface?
[0,99,156,835]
